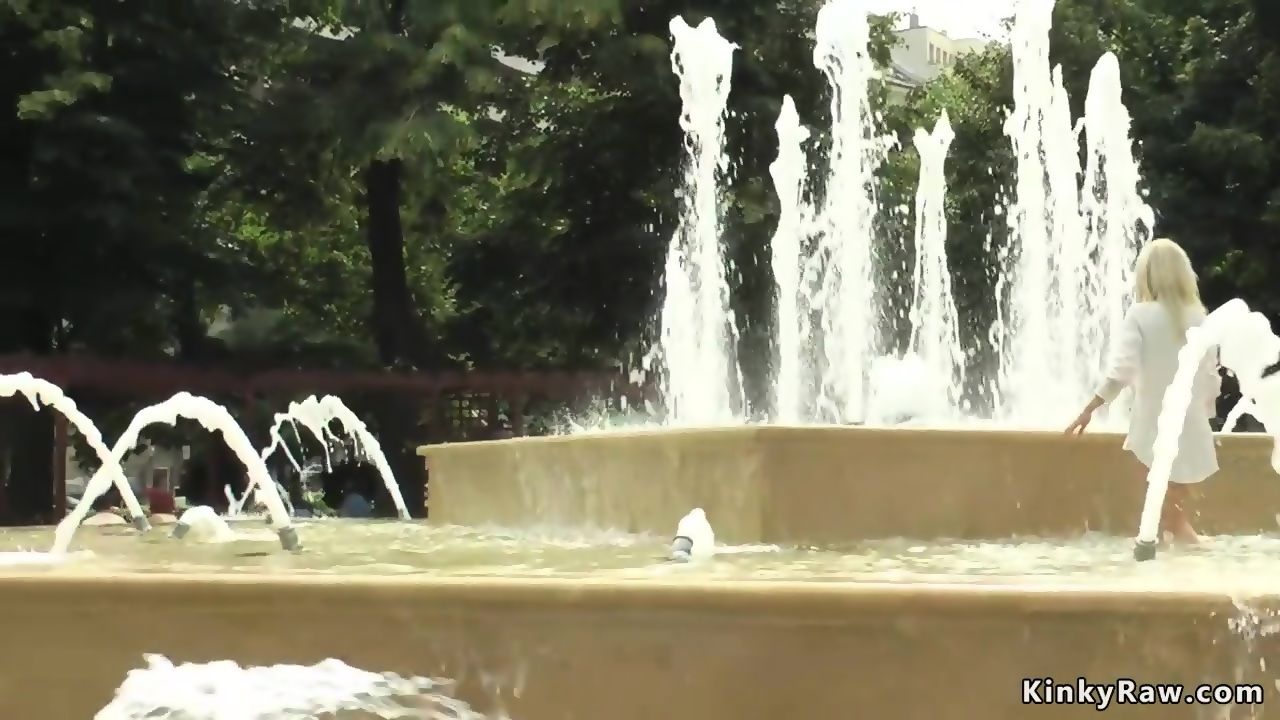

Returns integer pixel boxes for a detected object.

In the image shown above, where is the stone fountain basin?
[420,426,1280,544]
[2,568,1278,719]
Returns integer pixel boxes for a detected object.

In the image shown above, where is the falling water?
[646,0,1158,428]
[769,95,812,423]
[809,0,892,423]
[994,0,1150,426]
[0,373,149,532]
[995,0,1067,423]
[248,395,411,520]
[907,113,965,416]
[54,392,298,553]
[657,16,743,425]
[1081,51,1154,422]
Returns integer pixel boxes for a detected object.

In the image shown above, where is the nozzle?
[1133,539,1157,562]
[131,515,152,533]
[278,526,301,552]
[171,522,191,540]
[669,535,693,562]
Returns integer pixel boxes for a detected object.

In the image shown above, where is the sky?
[864,0,1015,39]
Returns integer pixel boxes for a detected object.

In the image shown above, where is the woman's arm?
[1095,305,1143,404]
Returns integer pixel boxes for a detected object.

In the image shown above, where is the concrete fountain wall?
[3,572,1279,719]
[419,427,1280,543]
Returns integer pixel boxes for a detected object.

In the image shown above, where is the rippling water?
[7,519,1280,592]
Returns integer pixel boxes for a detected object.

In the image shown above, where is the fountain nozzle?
[131,515,151,533]
[669,535,694,562]
[171,522,191,540]
[1133,539,1157,562]
[278,526,301,552]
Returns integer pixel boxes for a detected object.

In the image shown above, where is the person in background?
[338,480,372,518]
[146,473,177,517]
[83,491,128,527]
[1065,238,1220,545]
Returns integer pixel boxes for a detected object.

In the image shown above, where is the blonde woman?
[1065,238,1221,544]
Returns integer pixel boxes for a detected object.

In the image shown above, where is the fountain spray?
[1134,299,1252,561]
[54,392,299,553]
[0,373,149,534]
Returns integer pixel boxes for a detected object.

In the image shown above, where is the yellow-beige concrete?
[419,427,1280,544]
[1,573,1275,719]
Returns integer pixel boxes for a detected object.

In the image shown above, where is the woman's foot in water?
[1162,524,1199,545]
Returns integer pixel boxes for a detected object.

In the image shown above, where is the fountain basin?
[420,427,1280,544]
[1,570,1276,719]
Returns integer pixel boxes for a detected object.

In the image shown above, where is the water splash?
[245,395,411,520]
[809,0,894,423]
[1136,299,1254,548]
[0,372,148,532]
[96,655,497,720]
[669,506,716,562]
[994,3,1151,426]
[657,16,744,426]
[995,0,1068,423]
[54,392,297,553]
[1224,397,1257,432]
[171,505,236,543]
[769,95,813,423]
[907,112,964,416]
[1081,52,1152,426]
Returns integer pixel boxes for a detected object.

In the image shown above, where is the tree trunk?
[0,307,57,525]
[363,157,433,368]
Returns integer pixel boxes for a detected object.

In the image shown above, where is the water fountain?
[420,0,1193,543]
[769,95,812,423]
[656,16,744,425]
[4,1,1280,718]
[234,394,411,519]
[0,372,149,534]
[1135,299,1280,560]
[53,392,299,553]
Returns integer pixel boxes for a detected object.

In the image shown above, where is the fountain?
[769,95,812,423]
[53,392,299,553]
[5,2,1280,719]
[656,16,744,425]
[905,113,964,418]
[1135,299,1280,560]
[0,372,149,534]
[419,0,1202,543]
[233,394,411,519]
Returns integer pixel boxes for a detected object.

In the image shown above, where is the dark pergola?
[0,354,646,518]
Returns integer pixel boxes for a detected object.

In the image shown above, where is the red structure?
[0,354,646,520]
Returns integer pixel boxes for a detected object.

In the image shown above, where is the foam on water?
[96,655,495,720]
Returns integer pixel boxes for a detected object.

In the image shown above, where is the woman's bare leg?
[1160,483,1199,544]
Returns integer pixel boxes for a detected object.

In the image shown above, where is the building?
[890,13,990,86]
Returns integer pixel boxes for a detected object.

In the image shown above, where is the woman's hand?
[1065,395,1106,435]
[1065,409,1093,435]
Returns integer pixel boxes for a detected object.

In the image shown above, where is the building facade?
[890,13,989,86]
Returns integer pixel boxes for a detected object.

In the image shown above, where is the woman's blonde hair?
[1135,237,1204,334]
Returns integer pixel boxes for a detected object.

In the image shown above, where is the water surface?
[5,520,1280,593]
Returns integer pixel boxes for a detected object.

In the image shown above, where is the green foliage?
[0,0,1277,382]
